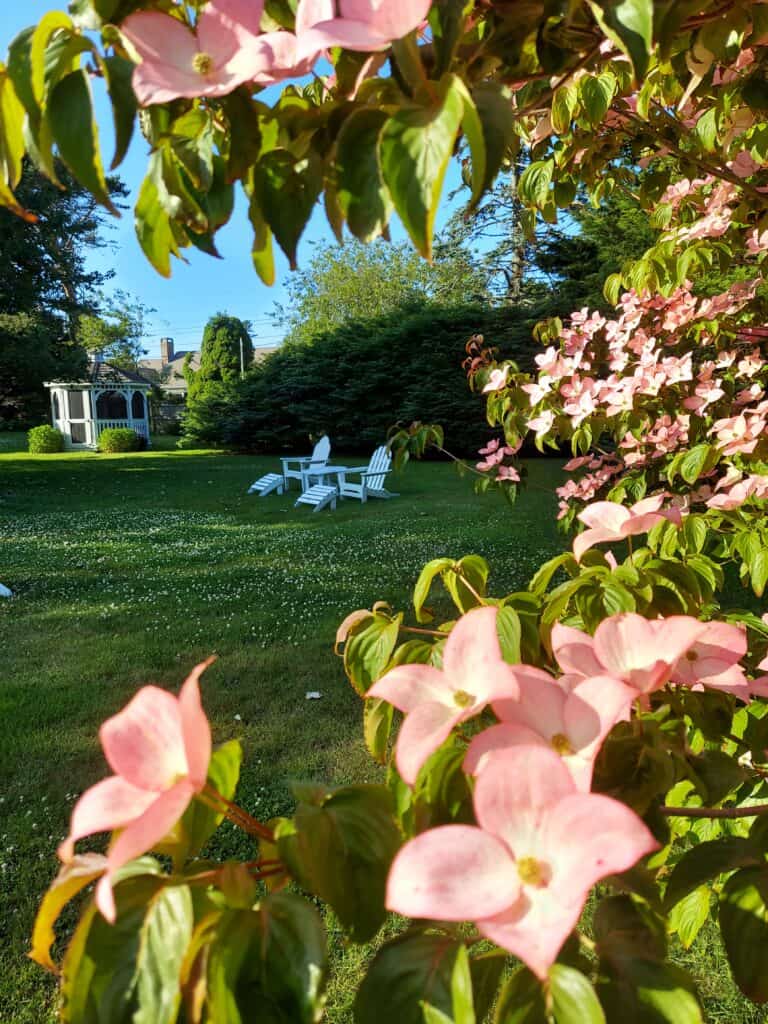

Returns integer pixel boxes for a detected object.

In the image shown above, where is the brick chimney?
[160,337,175,366]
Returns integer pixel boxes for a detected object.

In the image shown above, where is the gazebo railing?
[96,419,149,439]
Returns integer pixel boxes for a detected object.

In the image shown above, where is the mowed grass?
[0,436,564,1022]
[0,435,761,1023]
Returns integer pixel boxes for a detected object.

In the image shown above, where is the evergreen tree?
[185,313,254,402]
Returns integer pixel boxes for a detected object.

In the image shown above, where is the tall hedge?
[181,304,542,455]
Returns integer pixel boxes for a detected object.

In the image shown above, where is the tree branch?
[660,802,768,819]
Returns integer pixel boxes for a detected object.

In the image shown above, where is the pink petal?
[179,659,214,790]
[564,676,636,760]
[473,747,576,851]
[58,776,156,863]
[443,607,519,703]
[551,623,604,678]
[131,63,208,105]
[198,0,266,51]
[386,825,520,921]
[593,614,666,691]
[296,0,334,34]
[97,780,195,922]
[368,663,449,712]
[296,20,389,58]
[395,702,460,785]
[100,685,187,792]
[577,502,630,532]
[464,722,547,776]
[653,616,709,668]
[341,0,431,39]
[630,495,665,516]
[622,512,664,536]
[478,894,583,980]
[691,664,751,697]
[121,11,199,67]
[492,669,566,737]
[573,526,620,562]
[539,792,658,900]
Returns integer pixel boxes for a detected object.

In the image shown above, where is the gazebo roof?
[44,361,152,389]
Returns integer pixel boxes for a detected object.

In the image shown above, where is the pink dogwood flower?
[296,0,430,58]
[551,615,709,696]
[368,607,520,784]
[483,367,510,393]
[122,0,304,106]
[464,669,636,790]
[573,495,681,562]
[669,622,749,696]
[386,747,657,978]
[58,660,214,922]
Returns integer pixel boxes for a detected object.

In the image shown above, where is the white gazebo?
[44,361,152,450]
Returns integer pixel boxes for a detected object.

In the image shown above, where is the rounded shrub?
[98,427,141,453]
[27,425,64,453]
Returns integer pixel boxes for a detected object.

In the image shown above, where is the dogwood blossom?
[368,607,519,784]
[386,747,657,978]
[58,660,213,921]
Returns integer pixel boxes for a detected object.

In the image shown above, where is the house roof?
[44,361,152,388]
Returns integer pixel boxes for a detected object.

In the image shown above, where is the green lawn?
[0,437,565,1022]
[0,437,761,1022]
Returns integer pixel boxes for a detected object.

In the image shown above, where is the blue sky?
[0,4,464,357]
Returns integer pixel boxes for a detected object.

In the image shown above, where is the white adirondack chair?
[295,484,338,512]
[281,435,331,490]
[247,472,284,497]
[336,446,397,503]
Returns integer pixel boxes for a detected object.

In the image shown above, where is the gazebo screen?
[52,393,60,418]
[131,391,146,418]
[96,391,128,419]
[67,390,85,418]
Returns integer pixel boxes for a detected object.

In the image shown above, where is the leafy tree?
[0,313,86,424]
[185,313,254,402]
[76,289,154,370]
[275,238,489,345]
[181,304,540,455]
[0,161,126,422]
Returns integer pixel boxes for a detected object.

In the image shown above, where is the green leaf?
[0,66,34,219]
[518,159,554,209]
[679,444,713,485]
[101,55,136,170]
[205,893,327,1024]
[364,697,394,764]
[252,149,321,269]
[48,69,117,213]
[451,945,476,1024]
[135,154,183,278]
[413,557,454,622]
[494,967,547,1023]
[597,960,702,1023]
[277,783,400,942]
[335,107,393,242]
[31,11,74,109]
[247,186,276,286]
[61,876,192,1024]
[428,0,470,77]
[551,85,577,134]
[471,82,518,204]
[452,77,486,207]
[161,740,242,866]
[665,837,761,909]
[343,611,402,695]
[354,932,460,1024]
[496,605,522,663]
[750,549,768,598]
[30,854,107,972]
[719,866,768,1003]
[579,74,616,125]
[379,74,464,258]
[668,886,709,949]
[444,555,489,615]
[549,964,605,1023]
[587,0,654,80]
